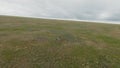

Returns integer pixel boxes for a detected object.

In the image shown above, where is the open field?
[0,16,120,68]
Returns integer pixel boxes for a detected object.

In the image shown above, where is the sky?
[0,0,120,24]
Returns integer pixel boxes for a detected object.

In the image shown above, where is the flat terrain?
[0,16,120,68]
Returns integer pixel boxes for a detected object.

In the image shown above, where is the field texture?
[0,16,120,68]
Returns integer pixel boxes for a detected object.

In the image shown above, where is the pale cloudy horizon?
[0,0,120,24]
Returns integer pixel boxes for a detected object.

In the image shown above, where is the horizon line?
[0,14,120,24]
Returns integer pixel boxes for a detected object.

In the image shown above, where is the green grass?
[0,16,120,68]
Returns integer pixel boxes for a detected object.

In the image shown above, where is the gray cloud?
[0,0,120,23]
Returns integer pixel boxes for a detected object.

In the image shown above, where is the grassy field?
[0,16,120,68]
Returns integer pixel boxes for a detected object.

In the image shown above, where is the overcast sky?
[0,0,120,24]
